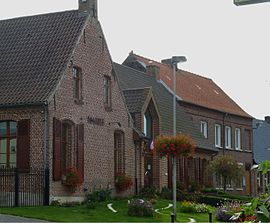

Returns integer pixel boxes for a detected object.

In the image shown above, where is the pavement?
[0,214,48,222]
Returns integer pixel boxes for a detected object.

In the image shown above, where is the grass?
[0,199,219,222]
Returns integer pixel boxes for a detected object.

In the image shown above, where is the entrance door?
[144,153,153,188]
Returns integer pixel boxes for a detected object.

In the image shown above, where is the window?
[244,129,251,151]
[144,110,152,138]
[235,128,241,150]
[114,131,125,174]
[104,76,112,109]
[215,124,221,147]
[61,123,72,173]
[200,121,208,138]
[0,121,17,168]
[225,126,232,149]
[73,67,83,102]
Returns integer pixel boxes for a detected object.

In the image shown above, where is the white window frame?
[215,124,221,148]
[235,128,241,150]
[225,126,232,149]
[200,121,208,138]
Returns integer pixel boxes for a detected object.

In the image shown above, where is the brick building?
[122,52,256,195]
[0,0,135,203]
[115,62,219,192]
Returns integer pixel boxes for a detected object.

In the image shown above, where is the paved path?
[0,214,48,222]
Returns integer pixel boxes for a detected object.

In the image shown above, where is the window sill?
[236,188,243,191]
[235,148,242,151]
[225,147,234,150]
[215,146,223,149]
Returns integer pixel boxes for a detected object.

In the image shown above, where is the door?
[144,153,153,188]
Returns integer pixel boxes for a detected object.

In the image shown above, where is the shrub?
[198,195,231,207]
[187,181,199,193]
[128,199,154,217]
[159,187,172,199]
[85,189,112,203]
[215,200,242,222]
[200,187,218,194]
[179,201,210,213]
[62,167,83,193]
[139,187,157,199]
[115,173,133,193]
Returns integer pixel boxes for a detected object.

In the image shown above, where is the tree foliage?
[209,155,244,192]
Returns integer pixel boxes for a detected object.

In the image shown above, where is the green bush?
[198,195,232,207]
[139,187,157,199]
[127,199,154,217]
[179,201,210,213]
[85,189,112,203]
[187,181,199,193]
[200,187,218,194]
[159,187,172,199]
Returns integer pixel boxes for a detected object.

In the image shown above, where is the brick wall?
[47,17,135,199]
[179,101,255,195]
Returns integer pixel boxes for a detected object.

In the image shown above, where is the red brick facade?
[180,101,256,195]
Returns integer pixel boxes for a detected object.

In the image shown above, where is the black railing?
[0,167,49,207]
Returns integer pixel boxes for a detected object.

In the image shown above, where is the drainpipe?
[222,113,228,155]
[43,102,49,169]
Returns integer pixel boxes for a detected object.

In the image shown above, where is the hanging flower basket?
[62,167,83,193]
[115,172,133,193]
[154,134,195,158]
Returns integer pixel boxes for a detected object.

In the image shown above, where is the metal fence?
[0,167,49,207]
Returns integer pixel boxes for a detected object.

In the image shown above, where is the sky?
[0,0,269,119]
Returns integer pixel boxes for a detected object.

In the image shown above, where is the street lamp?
[234,0,270,5]
[163,56,187,221]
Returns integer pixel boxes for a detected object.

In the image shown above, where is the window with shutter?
[0,121,18,168]
[17,119,30,171]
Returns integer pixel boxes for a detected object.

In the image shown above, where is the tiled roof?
[114,62,217,152]
[253,119,270,163]
[122,88,150,114]
[124,53,251,118]
[0,10,88,106]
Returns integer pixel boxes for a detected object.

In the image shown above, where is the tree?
[209,155,244,192]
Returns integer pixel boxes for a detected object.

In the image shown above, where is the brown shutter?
[53,118,62,181]
[17,119,30,171]
[77,124,84,181]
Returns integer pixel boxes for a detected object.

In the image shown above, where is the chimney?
[146,64,160,81]
[265,116,270,124]
[78,0,98,18]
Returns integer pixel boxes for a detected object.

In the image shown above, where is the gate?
[0,167,49,207]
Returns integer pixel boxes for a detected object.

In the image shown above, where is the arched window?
[0,121,17,168]
[114,131,125,174]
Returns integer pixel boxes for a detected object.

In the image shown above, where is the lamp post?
[163,56,187,221]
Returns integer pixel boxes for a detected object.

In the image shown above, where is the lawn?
[0,199,217,222]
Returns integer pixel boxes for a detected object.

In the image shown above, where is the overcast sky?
[1,0,269,119]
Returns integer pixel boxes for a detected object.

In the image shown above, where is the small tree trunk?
[223,177,227,192]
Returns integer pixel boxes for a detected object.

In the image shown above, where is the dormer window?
[73,67,83,103]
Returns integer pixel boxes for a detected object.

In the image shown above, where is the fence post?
[209,211,212,223]
[14,168,19,207]
[44,167,50,206]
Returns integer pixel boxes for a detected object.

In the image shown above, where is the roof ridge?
[0,9,79,23]
[131,52,212,81]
